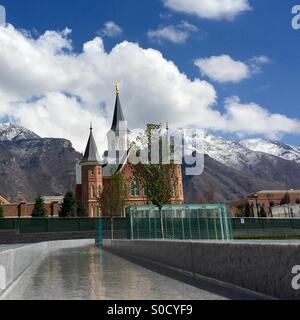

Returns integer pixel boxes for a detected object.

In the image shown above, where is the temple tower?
[80,125,103,217]
[106,83,130,163]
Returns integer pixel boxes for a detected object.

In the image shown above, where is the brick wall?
[2,202,60,218]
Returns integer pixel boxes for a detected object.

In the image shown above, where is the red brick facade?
[1,200,60,218]
[76,163,184,218]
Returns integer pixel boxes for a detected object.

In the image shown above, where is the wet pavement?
[0,244,28,252]
[3,246,227,300]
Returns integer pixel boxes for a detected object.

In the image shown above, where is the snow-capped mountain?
[240,138,300,164]
[198,134,262,171]
[0,123,40,141]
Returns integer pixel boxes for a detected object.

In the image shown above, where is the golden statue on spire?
[116,82,120,94]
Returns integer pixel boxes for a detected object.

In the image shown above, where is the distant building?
[76,84,184,217]
[248,190,300,210]
[230,190,300,217]
[0,195,60,218]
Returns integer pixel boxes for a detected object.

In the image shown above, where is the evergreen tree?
[245,202,251,218]
[280,193,290,205]
[76,200,87,217]
[259,205,267,218]
[0,205,4,218]
[32,196,48,218]
[59,191,77,217]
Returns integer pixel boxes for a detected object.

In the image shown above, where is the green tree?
[130,124,178,239]
[32,196,48,218]
[59,191,77,217]
[0,205,4,218]
[76,200,87,217]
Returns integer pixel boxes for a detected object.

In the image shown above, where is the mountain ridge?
[0,123,299,203]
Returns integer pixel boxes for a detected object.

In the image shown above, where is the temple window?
[131,181,140,197]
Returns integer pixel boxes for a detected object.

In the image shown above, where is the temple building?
[75,84,184,217]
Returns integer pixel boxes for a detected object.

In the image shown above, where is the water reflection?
[4,246,226,300]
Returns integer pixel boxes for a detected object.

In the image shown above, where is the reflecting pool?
[3,246,226,300]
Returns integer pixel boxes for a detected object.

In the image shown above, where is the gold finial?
[116,82,120,94]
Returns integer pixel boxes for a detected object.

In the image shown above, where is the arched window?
[131,181,140,197]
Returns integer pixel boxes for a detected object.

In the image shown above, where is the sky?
[0,0,300,151]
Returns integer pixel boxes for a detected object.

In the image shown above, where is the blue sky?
[0,0,300,148]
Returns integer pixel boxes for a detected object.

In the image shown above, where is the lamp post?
[267,194,273,218]
[250,200,254,218]
[254,193,259,217]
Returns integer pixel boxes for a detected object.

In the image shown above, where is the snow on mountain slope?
[0,123,40,141]
[201,134,262,171]
[1,122,299,171]
[182,133,263,171]
[240,138,300,164]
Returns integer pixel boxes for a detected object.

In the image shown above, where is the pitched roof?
[0,195,10,205]
[81,127,101,163]
[110,92,126,134]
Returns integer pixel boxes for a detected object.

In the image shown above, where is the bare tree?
[98,171,128,239]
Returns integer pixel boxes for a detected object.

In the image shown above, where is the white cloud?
[99,21,123,38]
[147,26,189,44]
[223,97,300,138]
[0,24,299,152]
[249,55,271,74]
[195,55,249,83]
[147,21,198,44]
[195,54,270,83]
[162,0,251,20]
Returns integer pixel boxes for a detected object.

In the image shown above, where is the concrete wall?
[0,230,127,245]
[104,240,300,300]
[0,231,98,244]
[0,239,95,297]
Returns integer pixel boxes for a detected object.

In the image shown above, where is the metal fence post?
[130,212,134,240]
[189,209,192,239]
[219,208,225,240]
[181,210,185,240]
[98,218,103,248]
